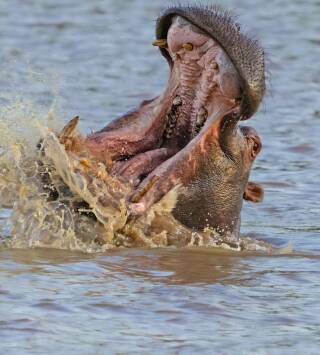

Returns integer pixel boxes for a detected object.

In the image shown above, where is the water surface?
[0,0,320,354]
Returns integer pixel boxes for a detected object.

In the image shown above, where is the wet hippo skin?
[60,5,266,237]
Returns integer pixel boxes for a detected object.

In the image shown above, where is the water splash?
[0,70,278,254]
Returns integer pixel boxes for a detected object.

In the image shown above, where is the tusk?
[182,43,193,51]
[59,116,79,144]
[152,39,168,48]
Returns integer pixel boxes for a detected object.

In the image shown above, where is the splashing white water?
[0,67,278,254]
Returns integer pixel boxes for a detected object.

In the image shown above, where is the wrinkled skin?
[62,6,266,237]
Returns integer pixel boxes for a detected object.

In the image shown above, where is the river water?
[0,0,320,354]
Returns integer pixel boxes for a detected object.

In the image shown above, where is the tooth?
[199,107,207,116]
[59,116,79,143]
[235,96,242,105]
[173,96,182,106]
[79,158,92,169]
[196,107,207,124]
[167,114,176,124]
[182,43,193,51]
[152,39,167,48]
[212,62,218,70]
[97,170,105,179]
[164,97,181,139]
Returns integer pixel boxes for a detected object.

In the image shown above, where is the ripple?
[0,0,319,353]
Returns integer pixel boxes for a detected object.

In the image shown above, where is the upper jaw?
[159,16,243,148]
[155,5,265,119]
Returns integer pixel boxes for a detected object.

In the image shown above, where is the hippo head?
[172,116,263,234]
[155,5,265,121]
[84,5,266,236]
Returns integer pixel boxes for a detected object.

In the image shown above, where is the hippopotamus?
[52,5,265,238]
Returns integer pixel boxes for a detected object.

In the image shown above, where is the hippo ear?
[243,181,264,203]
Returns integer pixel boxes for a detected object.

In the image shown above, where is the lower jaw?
[84,49,241,186]
[83,16,244,187]
[107,78,238,186]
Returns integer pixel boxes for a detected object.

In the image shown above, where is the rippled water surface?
[0,0,320,354]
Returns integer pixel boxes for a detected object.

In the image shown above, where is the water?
[0,0,319,353]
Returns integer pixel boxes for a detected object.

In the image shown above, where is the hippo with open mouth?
[50,5,265,239]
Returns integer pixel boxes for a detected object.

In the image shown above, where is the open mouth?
[156,16,243,146]
[91,15,243,186]
[81,6,265,211]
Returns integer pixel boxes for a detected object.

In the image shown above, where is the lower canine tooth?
[196,107,208,126]
[183,43,194,51]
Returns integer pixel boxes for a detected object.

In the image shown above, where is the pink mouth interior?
[86,16,242,187]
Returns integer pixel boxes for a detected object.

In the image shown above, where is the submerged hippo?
[52,5,265,238]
